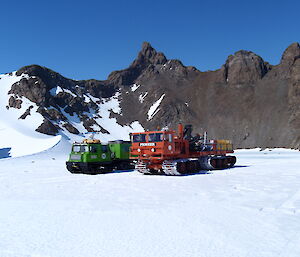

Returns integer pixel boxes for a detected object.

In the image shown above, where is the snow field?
[1,147,300,257]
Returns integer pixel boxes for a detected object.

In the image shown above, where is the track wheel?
[177,162,186,174]
[227,156,237,168]
[210,158,217,169]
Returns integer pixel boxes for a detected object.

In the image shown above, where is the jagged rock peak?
[224,50,270,85]
[108,42,168,86]
[16,64,66,80]
[131,42,167,67]
[17,64,49,76]
[229,50,265,61]
[280,42,300,65]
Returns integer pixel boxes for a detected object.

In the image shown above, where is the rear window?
[148,133,163,142]
[132,134,146,142]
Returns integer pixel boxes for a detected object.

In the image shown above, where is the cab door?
[100,144,112,162]
[164,132,175,155]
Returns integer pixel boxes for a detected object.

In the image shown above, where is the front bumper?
[66,162,90,174]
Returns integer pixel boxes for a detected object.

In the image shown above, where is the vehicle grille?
[70,154,81,160]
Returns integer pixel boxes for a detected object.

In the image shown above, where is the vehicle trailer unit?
[130,124,236,175]
[66,139,133,174]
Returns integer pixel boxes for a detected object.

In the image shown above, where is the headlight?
[151,148,155,152]
[137,148,141,152]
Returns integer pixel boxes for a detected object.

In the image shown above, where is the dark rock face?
[6,42,300,148]
[8,65,116,136]
[281,42,300,65]
[116,42,300,149]
[8,95,22,109]
[222,50,271,85]
[63,123,79,134]
[36,119,59,136]
[19,106,33,120]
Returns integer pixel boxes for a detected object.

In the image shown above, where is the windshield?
[73,145,89,153]
[132,134,146,142]
[148,133,163,142]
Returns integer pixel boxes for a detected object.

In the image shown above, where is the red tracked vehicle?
[130,124,236,175]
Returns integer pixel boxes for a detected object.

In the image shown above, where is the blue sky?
[0,0,299,80]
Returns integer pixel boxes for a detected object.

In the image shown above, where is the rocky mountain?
[2,42,300,148]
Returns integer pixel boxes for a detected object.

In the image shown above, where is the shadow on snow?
[0,147,11,159]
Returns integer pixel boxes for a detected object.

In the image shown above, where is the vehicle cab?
[68,142,112,163]
[130,129,177,160]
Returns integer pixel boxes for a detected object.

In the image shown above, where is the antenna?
[88,132,97,140]
[204,131,207,144]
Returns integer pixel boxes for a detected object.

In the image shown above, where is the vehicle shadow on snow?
[230,165,250,169]
[89,169,135,175]
[113,169,135,174]
[179,170,212,177]
[178,165,250,177]
[141,170,213,177]
[0,147,11,159]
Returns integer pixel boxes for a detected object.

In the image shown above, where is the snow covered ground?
[1,145,300,257]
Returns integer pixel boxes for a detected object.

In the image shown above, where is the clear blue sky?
[0,0,299,80]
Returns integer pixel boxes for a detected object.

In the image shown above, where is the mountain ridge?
[1,42,300,148]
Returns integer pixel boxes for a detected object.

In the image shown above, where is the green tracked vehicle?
[66,139,133,174]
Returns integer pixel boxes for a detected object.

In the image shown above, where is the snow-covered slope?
[0,72,144,158]
[0,72,62,157]
[0,147,300,257]
[0,73,43,134]
[0,120,61,158]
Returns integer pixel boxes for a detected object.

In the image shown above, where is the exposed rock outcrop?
[36,119,59,136]
[281,42,300,65]
[222,50,271,85]
[108,42,168,86]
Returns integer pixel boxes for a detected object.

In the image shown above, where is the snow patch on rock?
[50,86,63,96]
[50,86,77,97]
[90,92,144,142]
[139,92,148,103]
[147,94,165,120]
[131,83,140,92]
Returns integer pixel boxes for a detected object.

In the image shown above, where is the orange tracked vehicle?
[130,124,236,175]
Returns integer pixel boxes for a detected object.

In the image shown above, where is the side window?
[90,145,97,153]
[148,133,163,142]
[169,134,172,142]
[102,145,108,153]
[82,145,89,152]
